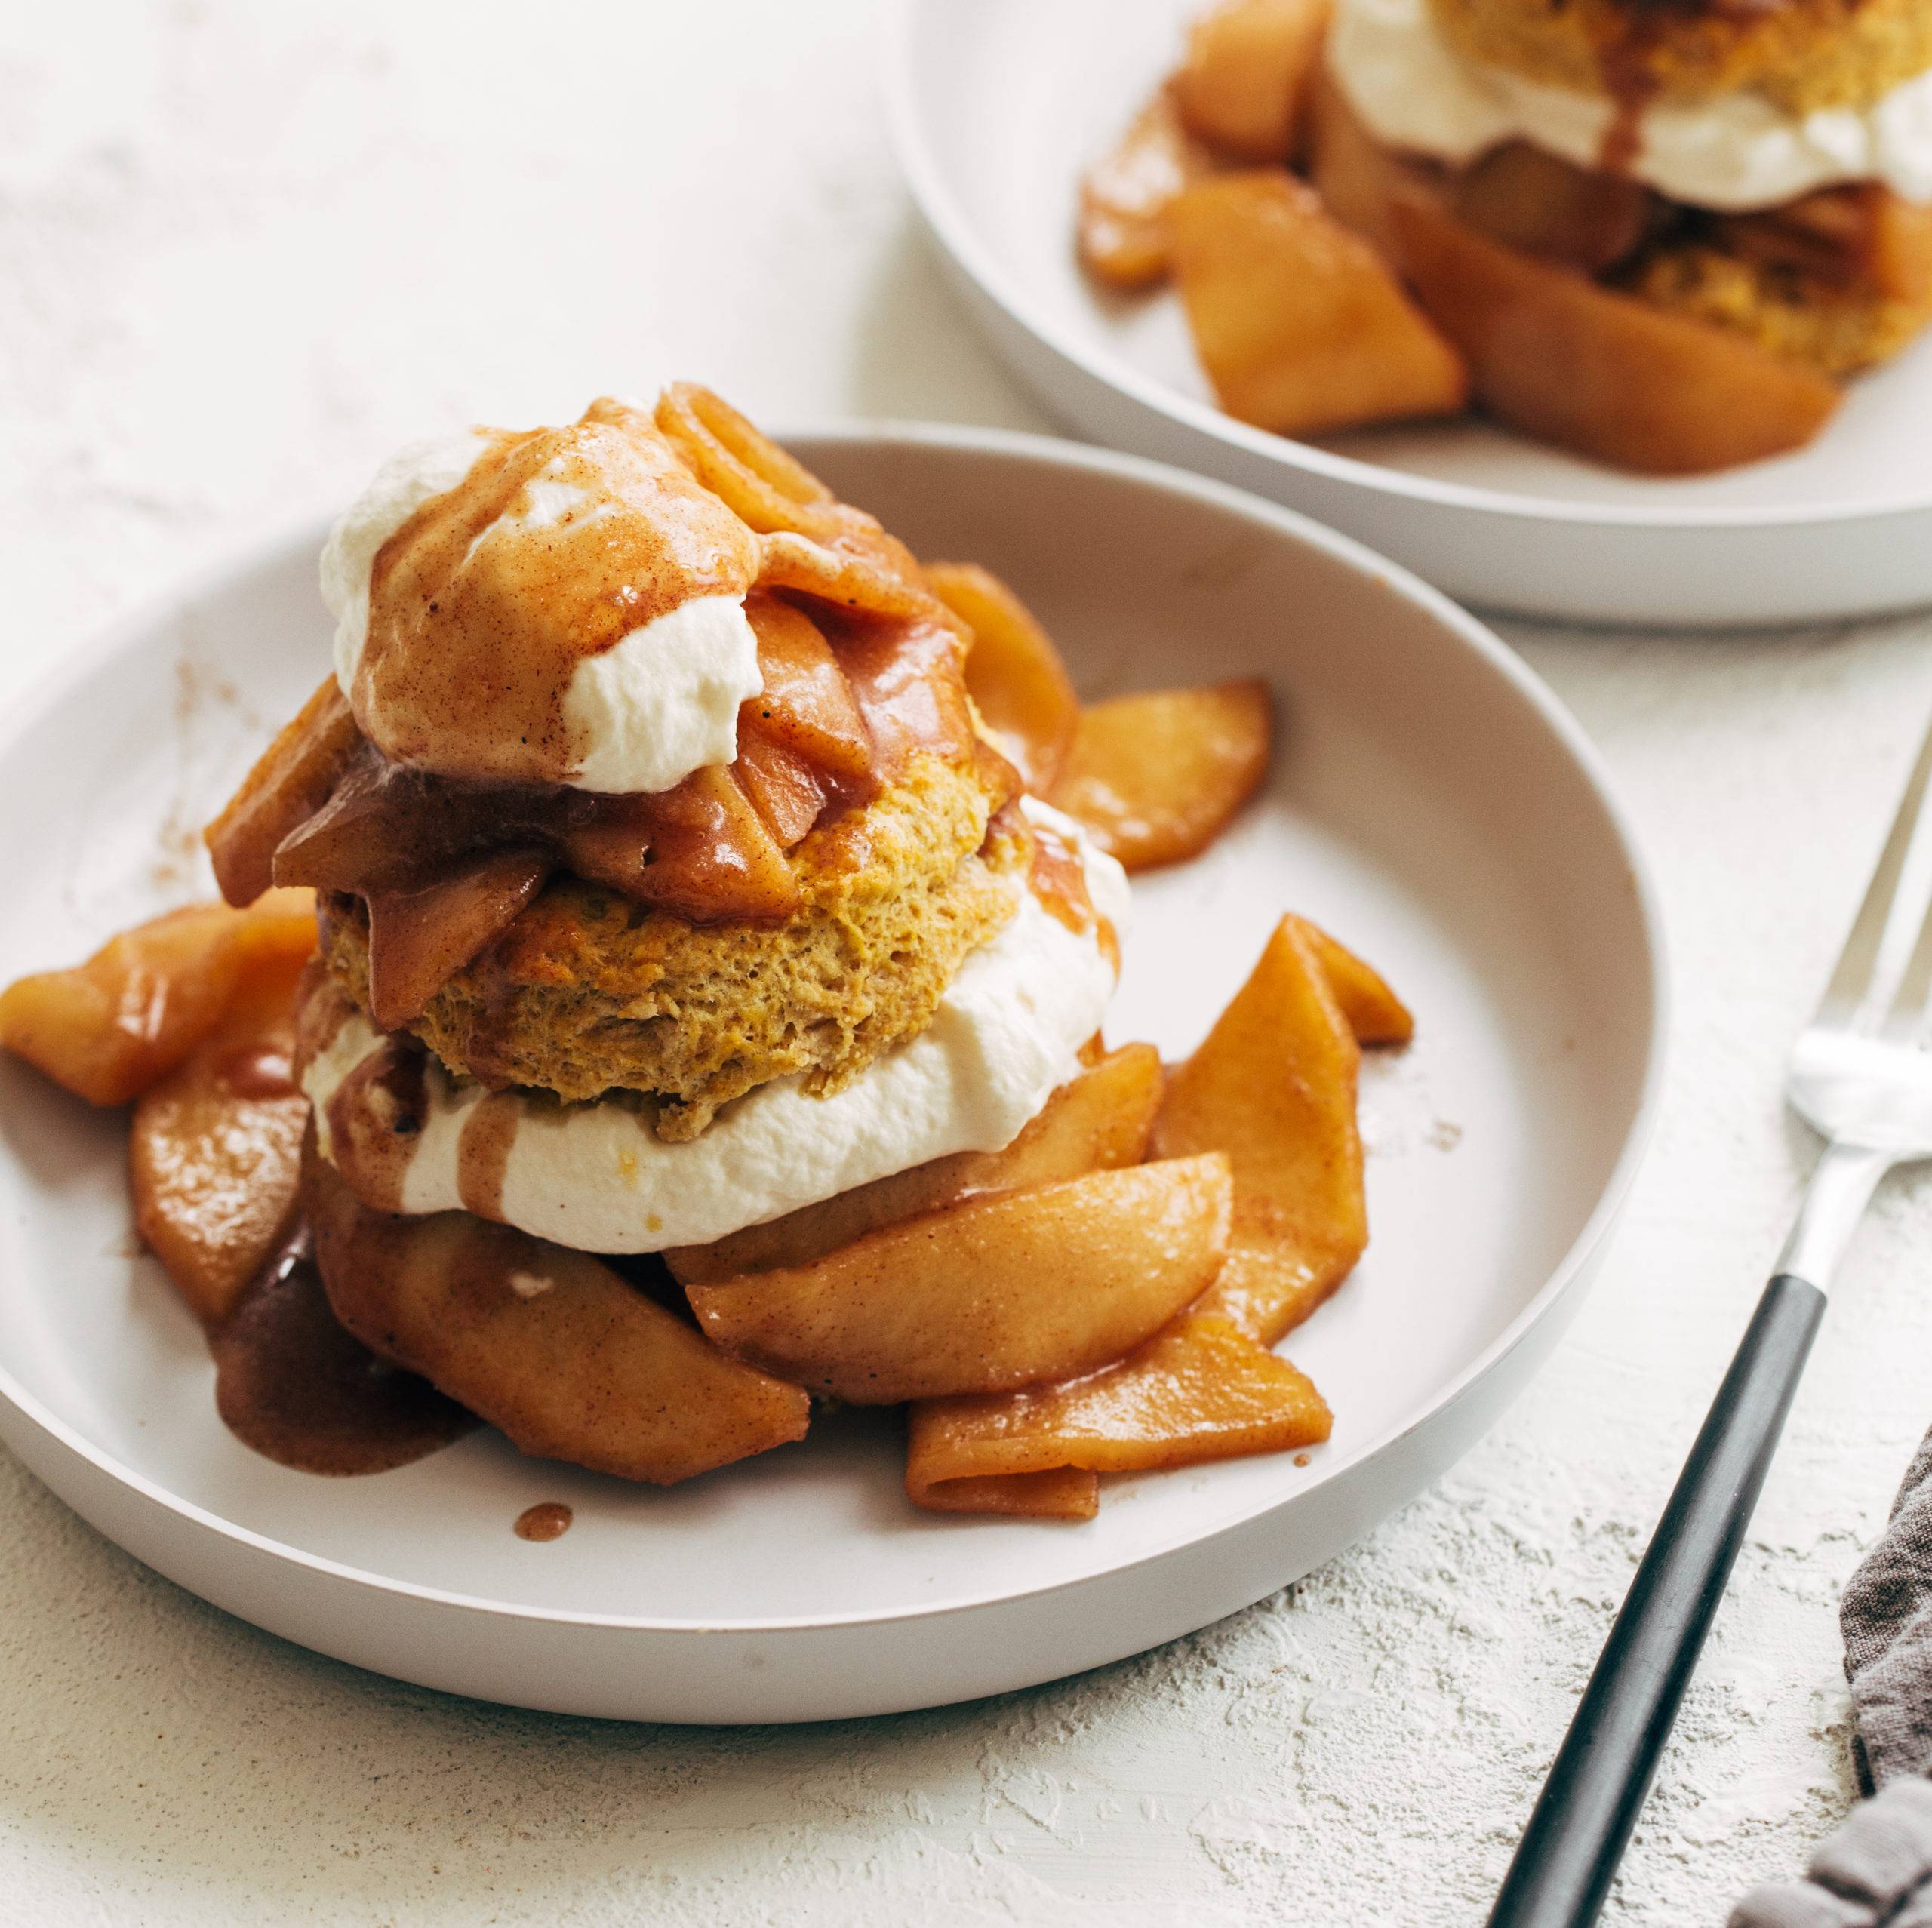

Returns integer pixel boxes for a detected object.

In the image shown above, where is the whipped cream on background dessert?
[306,804,1131,1253]
[321,403,764,797]
[1329,0,1932,209]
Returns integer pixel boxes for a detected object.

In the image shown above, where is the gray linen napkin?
[1730,1433,1932,1926]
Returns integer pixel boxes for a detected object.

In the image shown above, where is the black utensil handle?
[1487,1271,1826,1928]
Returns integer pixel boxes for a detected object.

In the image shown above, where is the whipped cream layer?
[306,804,1131,1253]
[321,417,763,795]
[1329,0,1932,210]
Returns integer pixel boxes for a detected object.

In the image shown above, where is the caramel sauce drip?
[456,1092,520,1222]
[211,1225,474,1476]
[1026,810,1119,973]
[324,1035,428,1214]
[1593,3,1699,174]
[513,1502,574,1542]
[1027,816,1094,934]
[357,408,761,786]
[1598,59,1659,176]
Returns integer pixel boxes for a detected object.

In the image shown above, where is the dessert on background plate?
[0,383,1411,1524]
[1079,0,1932,473]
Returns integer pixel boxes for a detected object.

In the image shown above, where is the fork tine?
[1820,709,1932,1031]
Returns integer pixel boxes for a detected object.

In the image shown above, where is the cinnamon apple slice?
[1173,0,1331,163]
[907,1314,1332,1517]
[925,562,1080,794]
[130,948,312,1325]
[205,679,361,907]
[308,1153,809,1484]
[1305,69,1432,266]
[361,849,552,1029]
[667,1043,1164,1285]
[1394,195,1841,473]
[686,1155,1233,1404]
[740,592,872,786]
[1170,170,1468,438]
[1078,88,1218,290]
[1052,680,1273,872]
[1451,142,1658,275]
[1151,915,1395,1345]
[0,887,317,1106]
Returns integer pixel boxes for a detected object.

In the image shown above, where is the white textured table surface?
[3,5,1930,1924]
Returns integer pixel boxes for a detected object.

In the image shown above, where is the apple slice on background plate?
[887,0,1932,626]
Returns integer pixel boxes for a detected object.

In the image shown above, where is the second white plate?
[887,0,1932,628]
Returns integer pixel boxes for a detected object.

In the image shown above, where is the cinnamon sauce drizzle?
[456,1093,521,1223]
[1592,0,1787,177]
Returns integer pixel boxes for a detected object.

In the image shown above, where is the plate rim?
[0,420,1669,1637]
[881,0,1932,537]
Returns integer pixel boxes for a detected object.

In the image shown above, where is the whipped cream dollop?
[320,407,764,795]
[306,804,1131,1253]
[1328,0,1932,210]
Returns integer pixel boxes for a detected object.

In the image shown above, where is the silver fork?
[1489,715,1932,1928]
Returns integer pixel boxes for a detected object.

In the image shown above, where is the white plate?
[0,428,1663,1724]
[885,0,1932,629]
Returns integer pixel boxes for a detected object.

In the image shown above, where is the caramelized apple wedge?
[731,729,831,850]
[740,591,873,788]
[925,562,1081,794]
[1305,69,1431,266]
[0,887,318,1107]
[1152,915,1381,1345]
[272,751,475,894]
[130,948,312,1326]
[733,595,870,847]
[686,1155,1234,1404]
[1170,171,1468,437]
[1306,925,1414,1045]
[1714,183,1932,303]
[1052,680,1272,871]
[653,383,926,587]
[1854,189,1932,302]
[1394,195,1841,473]
[361,850,550,1030]
[667,1043,1164,1286]
[557,764,803,923]
[307,1155,810,1484]
[1079,87,1217,290]
[205,679,361,907]
[1173,0,1331,163]
[909,1464,1102,1524]
[1452,142,1658,275]
[907,1313,1332,1516]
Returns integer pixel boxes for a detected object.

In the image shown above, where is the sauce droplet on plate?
[213,1225,476,1475]
[514,1502,574,1542]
